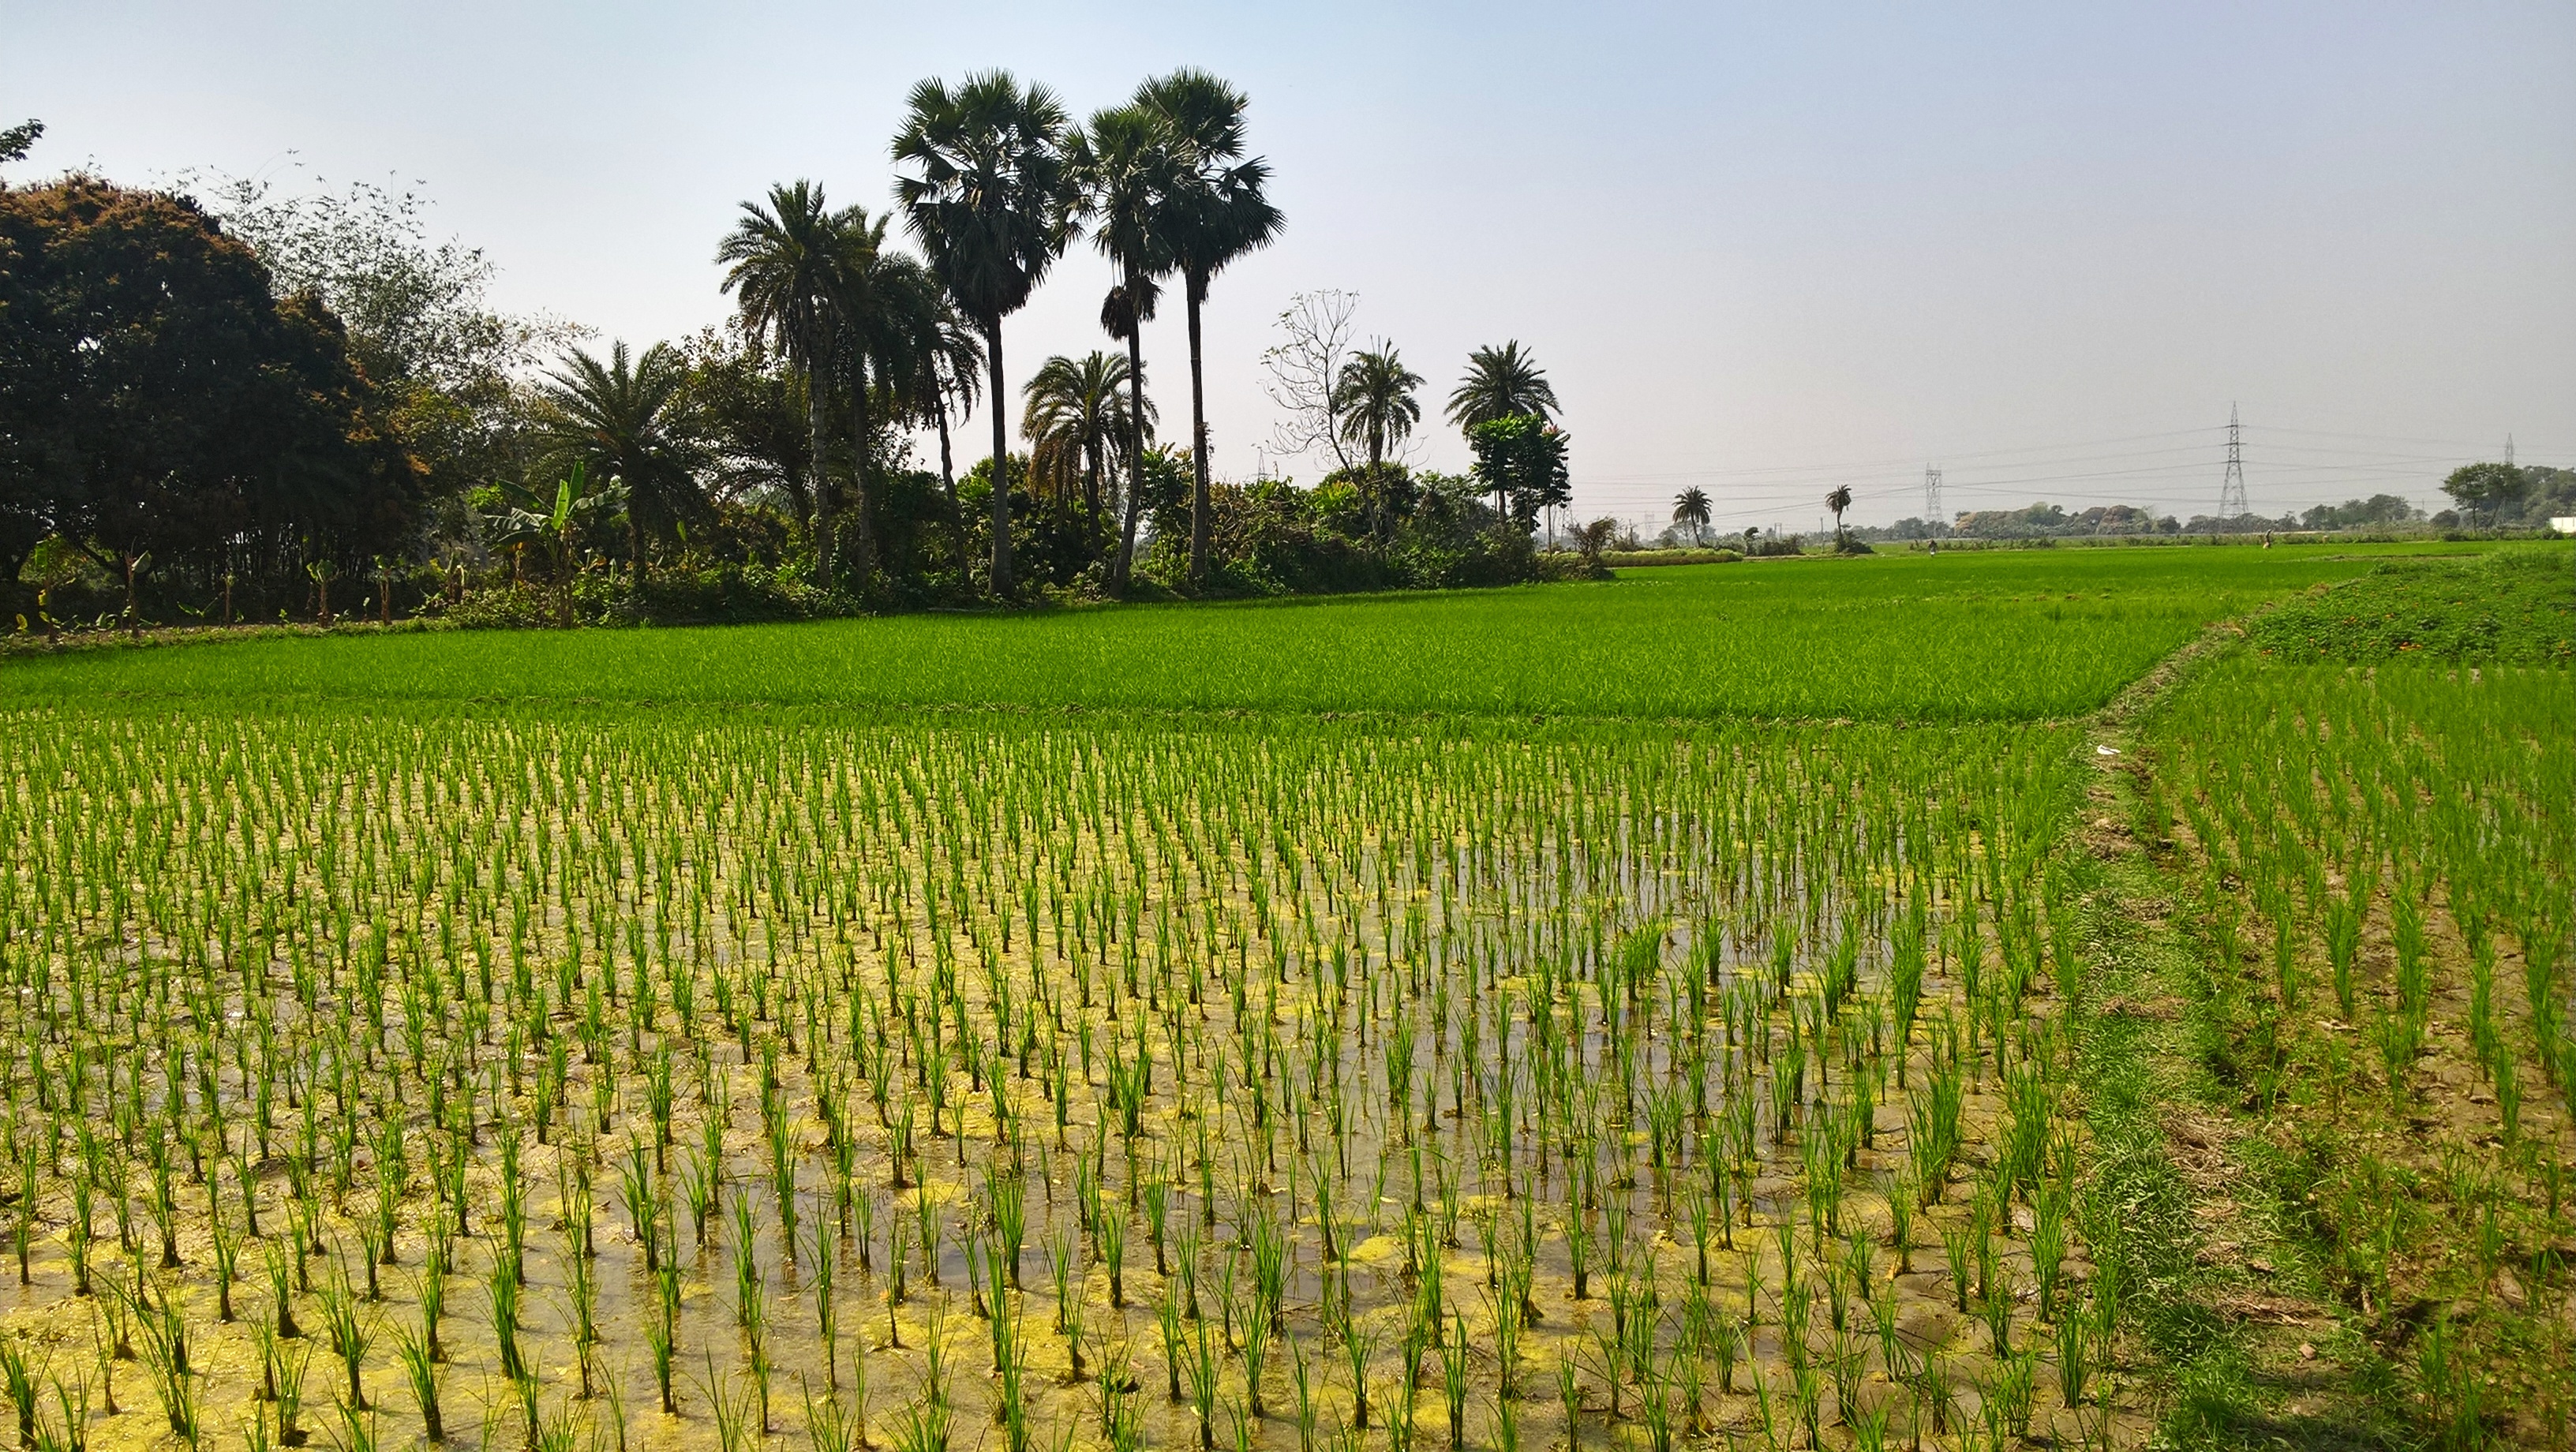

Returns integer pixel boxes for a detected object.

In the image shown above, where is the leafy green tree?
[719,181,865,588]
[0,175,415,613]
[1466,414,1570,531]
[0,119,41,171]
[1136,70,1283,586]
[675,327,813,518]
[1023,352,1149,535]
[532,342,708,582]
[1446,342,1559,433]
[1070,102,1183,594]
[1331,346,1423,470]
[1672,487,1712,545]
[2442,462,2526,526]
[198,171,569,518]
[894,71,1076,596]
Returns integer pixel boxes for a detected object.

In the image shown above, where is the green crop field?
[2,541,2496,721]
[0,539,2567,1452]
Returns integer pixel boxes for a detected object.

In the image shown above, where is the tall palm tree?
[717,181,860,588]
[1331,345,1424,470]
[1826,484,1853,538]
[1023,351,1149,533]
[893,71,1076,596]
[922,307,986,562]
[1672,487,1713,546]
[1071,101,1182,594]
[825,207,947,590]
[533,341,706,583]
[1445,342,1560,432]
[1136,70,1283,586]
[881,301,985,566]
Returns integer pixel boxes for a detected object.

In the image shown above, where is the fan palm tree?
[717,181,862,588]
[1826,484,1854,538]
[1672,487,1713,546]
[1070,101,1183,594]
[893,71,1076,596]
[1023,352,1149,534]
[1136,70,1283,585]
[532,340,707,584]
[1445,342,1560,432]
[1331,345,1423,470]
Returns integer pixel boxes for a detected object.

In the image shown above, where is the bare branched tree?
[1260,290,1359,475]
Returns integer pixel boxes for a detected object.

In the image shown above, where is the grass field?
[0,538,2566,1452]
[2246,546,2574,664]
[1,541,2500,721]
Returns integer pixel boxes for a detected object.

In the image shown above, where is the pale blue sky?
[9,2,2572,529]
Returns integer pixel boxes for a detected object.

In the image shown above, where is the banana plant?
[483,462,626,628]
[305,558,339,627]
[122,549,151,638]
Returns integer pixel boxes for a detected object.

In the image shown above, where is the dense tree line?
[3,78,1583,634]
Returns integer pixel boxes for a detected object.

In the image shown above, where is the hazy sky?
[11,2,2574,530]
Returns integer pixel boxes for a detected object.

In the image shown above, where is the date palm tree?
[1331,345,1423,470]
[1071,101,1182,594]
[533,341,707,584]
[915,307,986,563]
[826,207,947,592]
[718,181,860,588]
[1445,342,1559,432]
[1023,351,1149,535]
[1136,70,1283,586]
[1671,487,1713,547]
[894,71,1076,596]
[1826,484,1853,539]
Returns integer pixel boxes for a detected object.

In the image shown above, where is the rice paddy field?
[0,541,2567,1452]
[0,542,2495,721]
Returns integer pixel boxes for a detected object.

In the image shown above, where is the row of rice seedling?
[2136,658,2574,1443]
[0,701,2123,1451]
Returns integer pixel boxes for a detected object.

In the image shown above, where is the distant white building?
[2553,516,2576,534]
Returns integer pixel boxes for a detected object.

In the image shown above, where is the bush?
[1597,548,1742,568]
[431,563,856,631]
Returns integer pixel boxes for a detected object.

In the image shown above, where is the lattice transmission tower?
[1923,465,1944,533]
[2218,403,2248,518]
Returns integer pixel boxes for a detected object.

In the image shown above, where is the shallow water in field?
[0,704,2136,1452]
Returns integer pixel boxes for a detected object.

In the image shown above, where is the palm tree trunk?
[935,398,968,567]
[1185,279,1211,586]
[1367,433,1384,541]
[1114,317,1149,596]
[1084,443,1101,539]
[848,359,875,595]
[806,357,836,590]
[986,320,1013,595]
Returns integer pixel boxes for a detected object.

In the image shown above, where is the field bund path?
[2,544,2483,723]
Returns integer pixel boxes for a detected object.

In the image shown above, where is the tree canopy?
[0,174,415,608]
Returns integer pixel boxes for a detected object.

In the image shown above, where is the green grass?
[0,541,2496,721]
[2246,545,2574,664]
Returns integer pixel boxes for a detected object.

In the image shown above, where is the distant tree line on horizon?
[0,91,1586,637]
[1646,469,2572,552]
